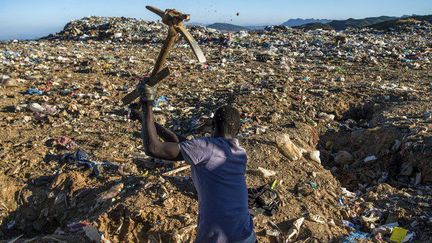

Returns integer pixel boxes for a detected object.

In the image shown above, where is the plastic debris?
[342,220,360,230]
[55,136,77,150]
[307,150,321,164]
[27,103,45,113]
[154,95,169,107]
[286,217,305,242]
[308,180,318,189]
[98,182,124,202]
[402,232,415,242]
[361,208,382,223]
[317,112,335,122]
[61,150,119,176]
[26,103,57,116]
[67,220,90,232]
[341,187,356,198]
[308,214,326,224]
[248,184,281,216]
[275,134,303,161]
[364,155,378,163]
[256,167,277,178]
[342,231,370,243]
[83,225,102,242]
[390,227,408,243]
[25,88,44,95]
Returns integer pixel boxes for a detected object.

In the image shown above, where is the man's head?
[213,105,241,138]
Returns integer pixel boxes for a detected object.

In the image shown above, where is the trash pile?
[44,16,165,43]
[43,16,225,44]
[1,16,431,242]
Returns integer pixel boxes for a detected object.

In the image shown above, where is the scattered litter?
[307,150,321,164]
[27,103,45,113]
[25,88,44,95]
[390,227,408,243]
[364,155,378,163]
[286,217,305,242]
[256,167,277,178]
[341,187,356,198]
[61,149,119,176]
[275,134,303,161]
[1,10,432,242]
[97,182,124,202]
[308,214,325,224]
[55,136,77,150]
[248,184,281,216]
[342,231,370,243]
[308,180,318,190]
[26,103,57,116]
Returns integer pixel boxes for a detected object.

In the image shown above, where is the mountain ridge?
[294,14,432,31]
[282,18,332,27]
[206,22,249,32]
[327,16,398,30]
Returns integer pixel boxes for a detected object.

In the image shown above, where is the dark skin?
[142,101,185,161]
[154,122,187,143]
[142,101,235,161]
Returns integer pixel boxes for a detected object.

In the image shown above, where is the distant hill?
[327,16,398,30]
[245,26,267,31]
[369,15,432,30]
[185,22,207,27]
[206,23,249,32]
[282,18,332,27]
[294,23,334,31]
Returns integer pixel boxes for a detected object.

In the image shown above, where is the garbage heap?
[43,16,224,44]
[0,16,431,242]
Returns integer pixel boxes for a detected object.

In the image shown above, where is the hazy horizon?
[1,0,431,40]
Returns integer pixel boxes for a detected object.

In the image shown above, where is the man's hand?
[140,83,157,102]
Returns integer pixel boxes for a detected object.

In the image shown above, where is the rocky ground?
[0,17,431,242]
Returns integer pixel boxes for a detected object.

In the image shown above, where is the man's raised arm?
[141,85,184,161]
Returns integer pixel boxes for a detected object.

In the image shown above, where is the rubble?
[334,150,354,165]
[285,217,305,242]
[255,167,277,178]
[307,150,321,164]
[275,134,303,161]
[1,15,431,242]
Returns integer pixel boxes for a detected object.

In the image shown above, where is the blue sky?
[0,0,431,40]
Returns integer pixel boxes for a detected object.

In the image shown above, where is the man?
[140,85,255,243]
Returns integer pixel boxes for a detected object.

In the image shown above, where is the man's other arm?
[155,123,187,143]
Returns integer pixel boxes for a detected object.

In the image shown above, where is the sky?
[0,0,431,40]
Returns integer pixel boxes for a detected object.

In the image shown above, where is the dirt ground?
[1,23,431,242]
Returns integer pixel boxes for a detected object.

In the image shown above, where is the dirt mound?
[321,99,432,188]
[319,98,432,241]
[0,124,349,242]
[0,175,22,224]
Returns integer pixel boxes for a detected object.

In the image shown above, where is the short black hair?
[214,105,241,136]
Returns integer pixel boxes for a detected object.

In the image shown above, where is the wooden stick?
[162,165,190,176]
[122,27,178,105]
[151,26,178,76]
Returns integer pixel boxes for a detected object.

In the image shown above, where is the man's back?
[179,137,254,242]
